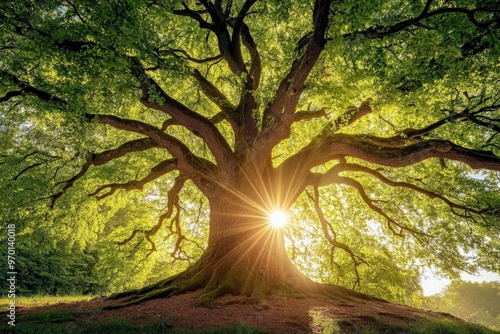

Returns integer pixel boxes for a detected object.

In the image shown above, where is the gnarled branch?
[173,2,214,31]
[86,114,218,185]
[129,58,236,169]
[118,175,189,261]
[338,176,430,238]
[294,108,328,122]
[344,2,499,40]
[281,134,500,182]
[253,0,333,164]
[307,187,366,288]
[49,138,159,208]
[90,158,178,200]
[195,0,250,74]
[311,162,497,219]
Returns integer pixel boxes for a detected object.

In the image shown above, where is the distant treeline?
[423,281,500,331]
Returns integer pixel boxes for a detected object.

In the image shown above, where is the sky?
[421,270,500,296]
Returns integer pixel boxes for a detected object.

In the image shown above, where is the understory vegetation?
[0,310,497,334]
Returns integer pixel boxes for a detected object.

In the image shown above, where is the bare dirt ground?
[17,290,472,333]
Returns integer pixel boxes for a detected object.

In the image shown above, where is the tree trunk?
[107,185,380,309]
[194,192,305,302]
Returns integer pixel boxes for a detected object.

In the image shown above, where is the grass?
[353,315,500,334]
[310,308,343,333]
[412,318,500,334]
[307,311,500,334]
[0,311,497,334]
[0,313,266,334]
[22,310,76,323]
[1,296,498,334]
[0,295,93,309]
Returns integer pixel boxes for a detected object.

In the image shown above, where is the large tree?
[1,0,499,306]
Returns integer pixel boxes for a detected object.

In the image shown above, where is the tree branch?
[12,163,42,181]
[118,229,140,246]
[192,69,236,119]
[86,114,218,184]
[225,4,262,151]
[157,48,222,64]
[230,0,258,74]
[90,158,178,199]
[262,0,332,122]
[48,107,218,209]
[253,0,333,164]
[311,162,496,217]
[173,1,262,153]
[146,175,187,252]
[129,58,236,169]
[0,90,22,103]
[336,175,430,238]
[329,99,373,132]
[343,4,498,40]
[49,138,159,208]
[195,0,245,73]
[239,21,261,90]
[279,133,500,190]
[371,100,500,147]
[173,2,214,31]
[0,70,66,105]
[294,108,328,122]
[118,174,188,259]
[308,187,366,288]
[161,112,227,131]
[65,0,88,25]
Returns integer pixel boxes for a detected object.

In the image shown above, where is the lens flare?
[269,210,288,228]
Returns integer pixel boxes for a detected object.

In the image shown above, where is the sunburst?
[269,210,288,228]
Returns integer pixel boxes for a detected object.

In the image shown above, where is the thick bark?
[195,192,298,302]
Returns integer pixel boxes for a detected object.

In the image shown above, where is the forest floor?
[5,290,498,333]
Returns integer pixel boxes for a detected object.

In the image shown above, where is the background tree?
[1,0,499,307]
[423,281,500,330]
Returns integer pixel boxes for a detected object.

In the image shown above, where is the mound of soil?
[17,290,475,333]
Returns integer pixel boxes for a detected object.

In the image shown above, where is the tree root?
[105,267,204,309]
[104,265,387,310]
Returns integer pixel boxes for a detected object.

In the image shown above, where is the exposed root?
[318,282,387,303]
[105,240,387,310]
[105,286,177,310]
[104,268,205,310]
[104,264,387,311]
